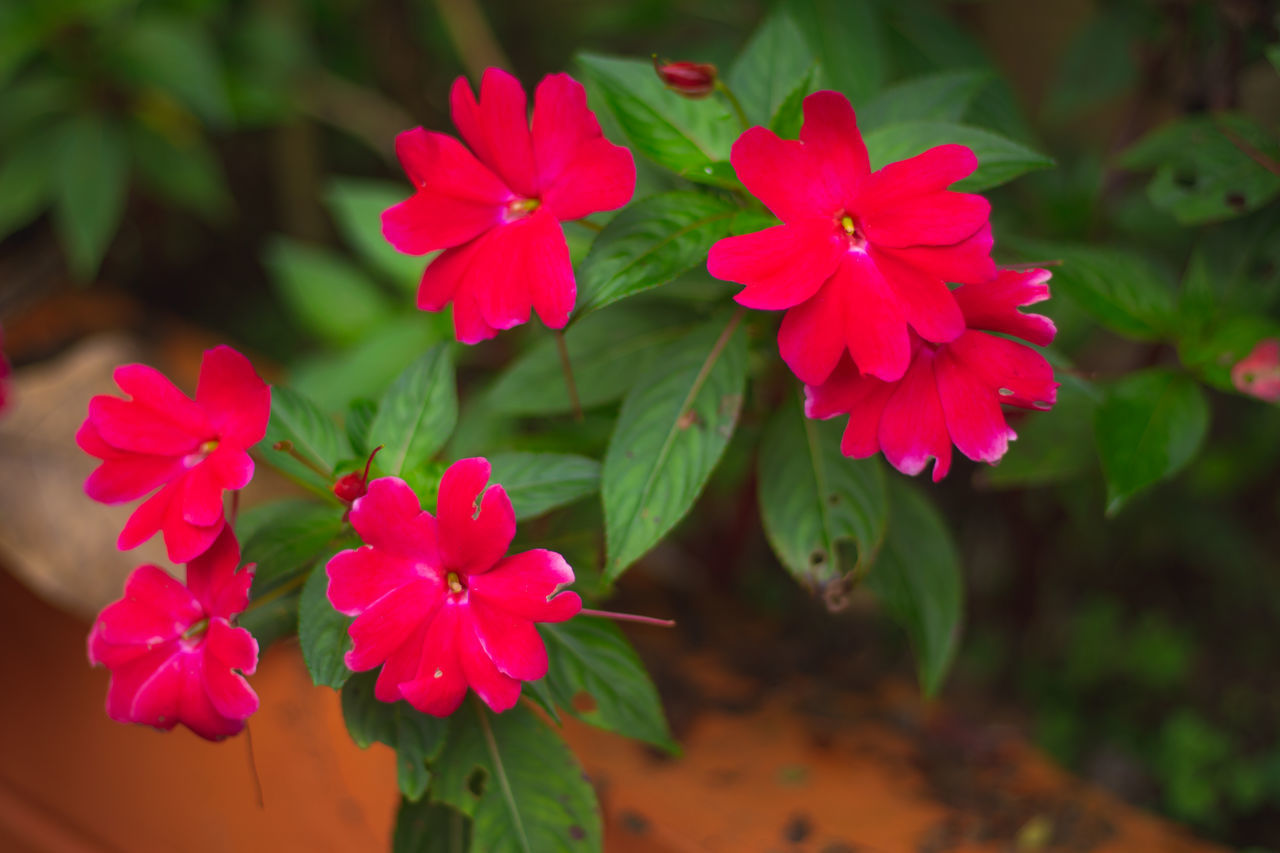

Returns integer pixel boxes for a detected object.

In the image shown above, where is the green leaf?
[1044,10,1137,119]
[325,177,425,289]
[116,15,230,125]
[1095,368,1210,515]
[394,798,471,853]
[757,396,888,589]
[576,53,737,181]
[265,238,393,347]
[1010,241,1177,341]
[431,702,602,853]
[341,672,449,802]
[983,375,1101,488]
[369,345,457,477]
[728,7,814,127]
[242,501,346,594]
[603,314,748,579]
[297,563,353,689]
[1120,114,1280,224]
[576,192,739,315]
[52,115,129,278]
[867,480,963,697]
[539,619,676,751]
[261,384,351,494]
[862,121,1053,191]
[768,65,819,139]
[1269,43,1280,75]
[236,588,299,653]
[784,0,886,106]
[859,70,993,130]
[346,398,378,457]
[0,123,57,240]
[487,453,600,521]
[128,123,230,221]
[488,303,694,416]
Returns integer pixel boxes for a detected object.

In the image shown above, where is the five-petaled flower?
[87,528,260,741]
[326,459,582,716]
[708,90,994,386]
[382,67,636,344]
[77,346,271,563]
[805,268,1059,481]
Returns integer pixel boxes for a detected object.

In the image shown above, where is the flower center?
[446,571,465,594]
[183,438,220,469]
[182,617,209,641]
[838,212,867,251]
[504,197,540,222]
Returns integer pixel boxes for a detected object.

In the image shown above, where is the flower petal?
[399,601,469,716]
[202,620,260,721]
[349,477,439,563]
[467,596,547,681]
[540,137,635,222]
[469,549,582,622]
[840,380,897,459]
[345,579,440,672]
[854,143,979,209]
[878,349,953,481]
[470,210,574,331]
[436,458,515,575]
[869,247,966,344]
[81,427,180,503]
[450,69,538,198]
[839,252,912,382]
[195,346,271,448]
[711,220,844,310]
[161,493,224,564]
[177,654,246,740]
[104,646,183,730]
[799,90,869,205]
[185,527,251,619]
[947,330,1058,410]
[327,546,428,617]
[531,72,601,188]
[879,224,995,286]
[92,565,200,647]
[382,190,504,255]
[179,460,226,528]
[731,126,837,223]
[394,127,512,202]
[375,620,429,703]
[89,395,201,456]
[953,268,1057,347]
[860,191,990,249]
[117,484,172,552]
[935,345,1015,465]
[778,277,848,387]
[457,616,522,713]
[113,364,207,431]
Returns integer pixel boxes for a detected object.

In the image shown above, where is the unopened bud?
[1232,339,1280,403]
[333,445,383,504]
[652,56,717,99]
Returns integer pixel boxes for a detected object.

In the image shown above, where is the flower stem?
[573,218,604,232]
[242,570,309,615]
[272,439,333,480]
[244,722,265,809]
[553,329,584,422]
[579,608,676,628]
[716,79,751,131]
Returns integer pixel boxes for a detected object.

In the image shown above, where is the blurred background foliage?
[3,0,1280,847]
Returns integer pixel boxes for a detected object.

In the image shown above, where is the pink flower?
[87,529,259,741]
[805,269,1058,481]
[1231,339,1280,403]
[382,68,635,344]
[77,346,271,563]
[326,459,582,716]
[708,90,995,385]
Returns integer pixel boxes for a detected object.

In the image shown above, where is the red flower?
[805,269,1058,481]
[1231,339,1280,403]
[77,346,271,563]
[326,459,582,716]
[708,90,994,385]
[87,529,259,741]
[652,57,718,98]
[382,68,635,344]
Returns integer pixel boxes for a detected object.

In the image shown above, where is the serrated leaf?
[369,345,457,477]
[867,480,962,697]
[487,453,600,521]
[863,121,1053,191]
[341,672,449,801]
[576,53,737,180]
[265,238,393,347]
[1095,368,1209,514]
[52,115,129,279]
[576,191,740,315]
[325,177,426,288]
[431,702,602,853]
[539,618,675,751]
[729,7,814,127]
[488,303,693,416]
[243,501,346,594]
[298,562,353,688]
[394,798,472,853]
[859,70,992,130]
[784,0,885,106]
[261,385,351,494]
[603,315,748,579]
[758,397,888,589]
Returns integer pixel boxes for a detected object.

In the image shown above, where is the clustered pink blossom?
[383,67,635,343]
[326,459,582,716]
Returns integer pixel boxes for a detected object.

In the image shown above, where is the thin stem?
[716,79,750,131]
[1217,118,1280,177]
[272,439,333,480]
[475,699,532,853]
[573,218,604,232]
[242,570,309,615]
[244,722,265,809]
[553,329,584,422]
[580,608,676,628]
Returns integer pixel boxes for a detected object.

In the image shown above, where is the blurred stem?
[580,608,676,628]
[272,439,333,480]
[574,218,604,232]
[436,0,512,77]
[242,571,308,615]
[716,80,750,131]
[1216,119,1280,177]
[554,329,583,422]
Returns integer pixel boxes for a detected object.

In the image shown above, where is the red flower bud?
[333,445,383,504]
[1232,339,1280,403]
[652,56,717,98]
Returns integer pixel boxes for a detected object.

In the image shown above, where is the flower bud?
[652,56,717,98]
[333,445,383,504]
[1232,339,1280,402]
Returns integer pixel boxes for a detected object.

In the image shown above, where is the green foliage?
[369,345,457,478]
[858,70,992,130]
[783,0,886,107]
[52,115,129,278]
[342,672,449,802]
[602,314,748,579]
[394,799,471,853]
[983,375,1101,489]
[728,7,814,128]
[863,121,1053,191]
[538,618,676,751]
[325,178,425,288]
[265,239,394,347]
[757,397,888,587]
[486,453,600,521]
[261,385,351,494]
[297,562,353,689]
[242,501,346,594]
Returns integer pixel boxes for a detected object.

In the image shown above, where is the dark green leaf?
[52,115,129,278]
[265,238,393,347]
[431,702,602,853]
[236,589,299,652]
[1044,10,1137,118]
[863,121,1053,191]
[394,798,472,853]
[116,15,230,124]
[603,314,748,579]
[346,398,379,457]
[488,303,694,416]
[983,375,1101,488]
[243,501,346,594]
[576,191,740,315]
[298,563,352,689]
[867,480,963,697]
[261,385,351,494]
[1095,368,1210,515]
[341,672,449,802]
[728,7,814,127]
[369,345,457,477]
[768,65,819,139]
[0,122,56,239]
[129,124,230,221]
[576,53,737,181]
[859,70,992,130]
[487,453,600,521]
[325,177,425,289]
[784,0,886,106]
[758,397,888,589]
[539,618,675,751]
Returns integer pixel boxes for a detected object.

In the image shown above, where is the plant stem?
[272,439,333,480]
[553,329,584,422]
[242,571,309,615]
[716,80,751,131]
[573,218,604,232]
[244,722,265,809]
[1216,117,1280,177]
[580,608,676,628]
